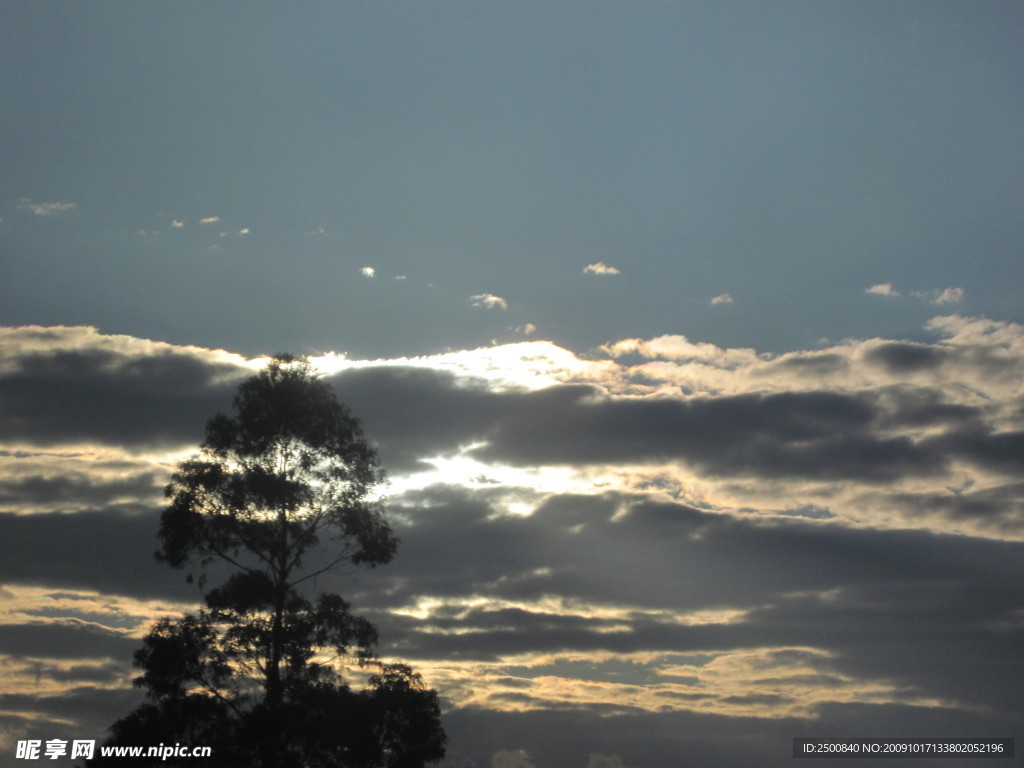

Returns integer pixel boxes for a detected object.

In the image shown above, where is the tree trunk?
[261,509,289,767]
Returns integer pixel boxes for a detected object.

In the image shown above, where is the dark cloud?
[743,585,1024,713]
[333,367,950,482]
[1,328,1023,767]
[0,686,145,753]
[360,488,1024,614]
[0,621,137,661]
[0,347,245,448]
[765,352,849,375]
[0,470,164,512]
[722,692,791,706]
[0,343,1011,491]
[928,427,1024,475]
[339,487,1024,718]
[440,701,1014,768]
[0,510,193,601]
[754,673,847,688]
[22,607,150,631]
[3,482,1020,727]
[473,388,946,481]
[867,385,981,429]
[878,482,1024,530]
[864,336,1024,384]
[12,659,128,685]
[328,366,510,471]
[865,342,950,373]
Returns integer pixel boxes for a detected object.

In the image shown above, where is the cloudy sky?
[2,3,1023,766]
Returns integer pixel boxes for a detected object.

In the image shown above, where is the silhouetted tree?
[91,356,445,767]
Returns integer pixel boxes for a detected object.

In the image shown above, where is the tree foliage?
[92,356,446,767]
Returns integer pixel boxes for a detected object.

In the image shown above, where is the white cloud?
[238,228,250,236]
[865,283,901,297]
[360,267,376,278]
[18,199,76,216]
[199,216,220,224]
[869,284,964,305]
[583,262,621,276]
[931,287,965,305]
[516,323,538,336]
[395,275,407,281]
[471,294,508,311]
[710,293,734,305]
[911,287,966,305]
[0,325,256,379]
[171,220,185,228]
[601,334,760,368]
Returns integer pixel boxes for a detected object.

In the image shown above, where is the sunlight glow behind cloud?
[311,339,602,392]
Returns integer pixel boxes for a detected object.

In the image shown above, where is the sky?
[1,2,1023,767]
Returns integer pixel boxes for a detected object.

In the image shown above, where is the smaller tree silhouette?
[91,355,445,767]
